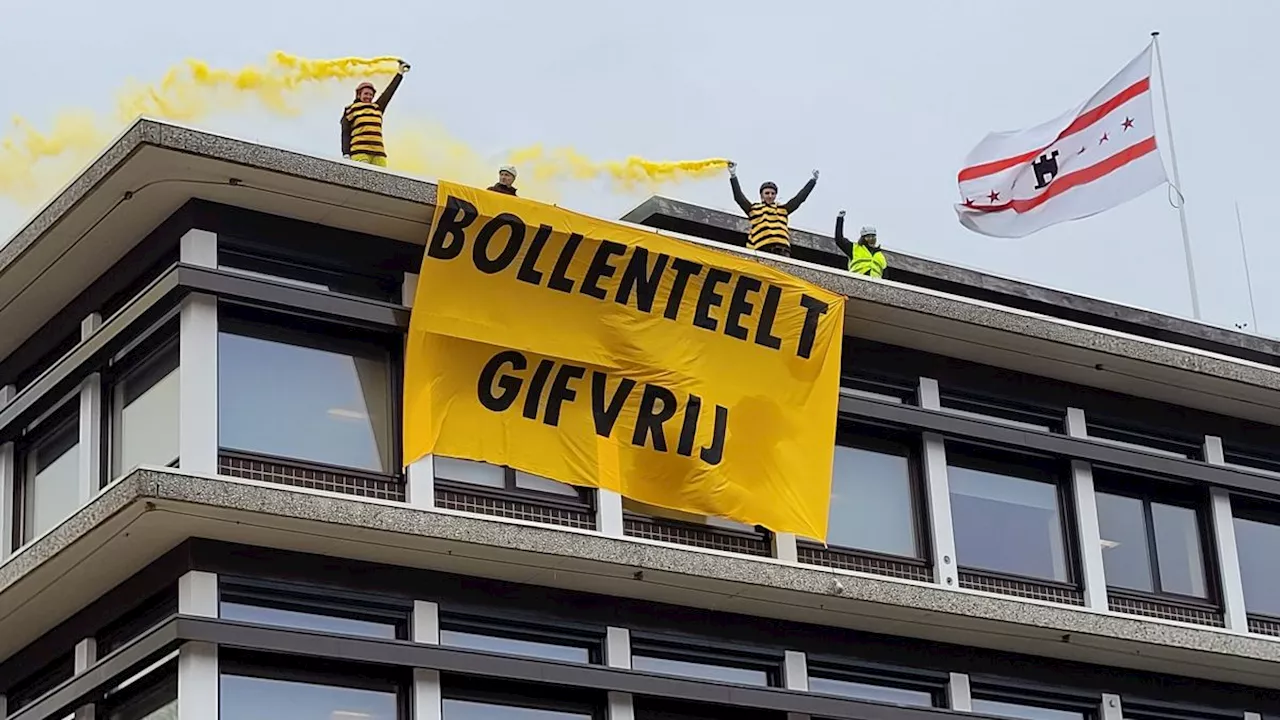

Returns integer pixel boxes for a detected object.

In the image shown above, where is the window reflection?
[809,676,934,706]
[113,346,180,478]
[632,655,770,686]
[218,329,392,472]
[948,451,1068,582]
[1150,503,1207,598]
[443,699,592,720]
[1235,516,1280,616]
[23,414,81,544]
[829,439,918,557]
[220,601,399,639]
[970,699,1084,720]
[1096,492,1154,592]
[440,629,591,663]
[221,674,397,720]
[1096,488,1208,599]
[435,457,580,497]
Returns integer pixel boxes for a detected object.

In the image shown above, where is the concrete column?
[0,383,14,411]
[1100,694,1123,720]
[947,672,972,711]
[917,377,941,410]
[406,456,436,510]
[0,440,14,562]
[413,601,440,644]
[0,693,7,718]
[179,294,218,474]
[414,669,443,720]
[922,432,958,588]
[1065,408,1088,439]
[403,272,419,308]
[177,641,218,720]
[1071,459,1109,610]
[179,570,219,617]
[1244,713,1262,720]
[597,489,625,538]
[73,637,98,720]
[180,229,218,268]
[783,650,808,691]
[1201,436,1249,631]
[78,373,102,499]
[772,532,799,563]
[605,627,631,669]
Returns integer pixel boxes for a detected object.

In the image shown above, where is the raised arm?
[727,162,752,213]
[784,170,819,212]
[375,62,409,109]
[834,212,853,257]
[340,110,352,157]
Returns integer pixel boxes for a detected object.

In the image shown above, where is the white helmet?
[860,225,877,237]
[499,165,517,179]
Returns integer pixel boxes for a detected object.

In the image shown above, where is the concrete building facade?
[3,119,1280,720]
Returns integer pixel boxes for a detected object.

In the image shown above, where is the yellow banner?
[404,182,844,540]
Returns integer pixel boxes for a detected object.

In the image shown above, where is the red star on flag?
[1122,117,1134,131]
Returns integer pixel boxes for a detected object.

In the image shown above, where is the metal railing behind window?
[219,451,405,502]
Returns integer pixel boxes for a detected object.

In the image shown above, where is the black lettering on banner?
[427,196,478,260]
[677,394,702,457]
[615,248,669,313]
[523,359,555,420]
[580,240,628,300]
[548,233,584,293]
[592,374,636,437]
[544,364,586,426]
[692,268,732,331]
[478,350,527,411]
[723,275,762,341]
[663,258,704,321]
[632,384,678,451]
[796,294,830,360]
[473,213,526,274]
[754,284,784,350]
[700,404,728,465]
[516,224,554,285]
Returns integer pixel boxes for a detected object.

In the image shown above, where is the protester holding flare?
[341,59,410,166]
[834,210,887,278]
[726,161,818,257]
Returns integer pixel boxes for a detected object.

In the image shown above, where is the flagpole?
[1151,31,1201,321]
[1235,201,1259,332]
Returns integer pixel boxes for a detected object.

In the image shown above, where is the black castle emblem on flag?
[1033,150,1059,189]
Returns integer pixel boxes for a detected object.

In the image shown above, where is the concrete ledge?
[5,469,1280,688]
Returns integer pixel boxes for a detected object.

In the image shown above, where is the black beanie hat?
[760,181,778,193]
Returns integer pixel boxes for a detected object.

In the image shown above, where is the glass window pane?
[116,365,180,477]
[514,470,579,496]
[444,699,590,720]
[436,458,505,488]
[218,332,391,472]
[440,629,591,662]
[24,419,81,543]
[220,674,397,720]
[809,676,934,706]
[632,655,769,686]
[220,601,399,638]
[829,443,918,557]
[949,462,1067,581]
[1096,492,1154,592]
[971,699,1084,720]
[1235,516,1280,616]
[1151,503,1207,598]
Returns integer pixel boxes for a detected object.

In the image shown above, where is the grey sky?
[2,1,1274,334]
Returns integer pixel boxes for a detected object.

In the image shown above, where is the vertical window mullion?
[1143,500,1163,595]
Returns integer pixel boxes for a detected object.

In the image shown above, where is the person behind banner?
[835,211,886,279]
[727,161,818,258]
[341,60,410,167]
[488,165,519,196]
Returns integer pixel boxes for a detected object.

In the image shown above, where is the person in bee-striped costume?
[726,161,818,258]
[341,60,410,167]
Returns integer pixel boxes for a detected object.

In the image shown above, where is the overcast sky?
[1,0,1274,335]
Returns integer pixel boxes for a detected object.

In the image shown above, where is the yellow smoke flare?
[1,52,724,211]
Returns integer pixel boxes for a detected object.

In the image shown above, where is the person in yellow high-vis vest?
[341,60,410,167]
[835,210,887,278]
[727,161,818,257]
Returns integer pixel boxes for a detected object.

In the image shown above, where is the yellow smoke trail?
[1,52,725,210]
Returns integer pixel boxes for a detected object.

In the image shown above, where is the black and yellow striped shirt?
[729,175,817,253]
[340,73,404,158]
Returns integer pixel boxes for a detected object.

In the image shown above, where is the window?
[807,667,941,707]
[1094,476,1210,600]
[19,406,81,545]
[220,658,402,720]
[947,445,1071,583]
[435,457,582,498]
[971,699,1086,720]
[826,426,922,558]
[444,699,594,720]
[631,644,776,687]
[218,245,401,303]
[938,390,1063,433]
[109,340,179,479]
[219,580,408,639]
[218,320,394,473]
[439,615,600,663]
[101,665,176,720]
[6,652,74,712]
[1233,510,1280,617]
[97,585,179,655]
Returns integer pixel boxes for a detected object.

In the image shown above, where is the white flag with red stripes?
[955,45,1168,238]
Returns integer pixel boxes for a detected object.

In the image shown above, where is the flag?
[955,45,1168,238]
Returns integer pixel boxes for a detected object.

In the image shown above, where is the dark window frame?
[630,636,783,688]
[98,659,177,720]
[806,661,948,708]
[96,584,180,657]
[439,611,605,664]
[1092,469,1220,609]
[219,649,411,720]
[5,652,75,713]
[434,462,597,514]
[968,682,1101,720]
[218,576,412,640]
[1224,496,1280,622]
[799,420,930,565]
[945,441,1081,589]
[13,398,81,550]
[442,674,606,720]
[100,320,181,486]
[938,388,1066,434]
[1084,416,1205,460]
[217,241,402,304]
[216,308,403,479]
